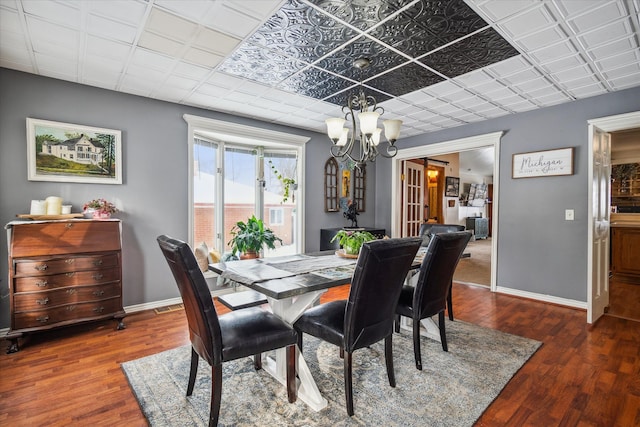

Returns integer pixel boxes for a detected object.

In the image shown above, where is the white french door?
[589,126,611,323]
[402,161,424,237]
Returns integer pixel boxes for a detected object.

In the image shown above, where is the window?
[269,208,284,225]
[185,115,309,260]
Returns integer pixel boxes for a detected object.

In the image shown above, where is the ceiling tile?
[87,14,139,44]
[183,47,225,68]
[0,8,22,33]
[155,0,213,23]
[541,54,586,73]
[500,4,555,38]
[419,28,519,79]
[608,71,640,89]
[86,36,131,62]
[602,62,640,80]
[366,62,444,97]
[173,61,211,80]
[528,40,577,63]
[193,28,241,55]
[278,67,353,101]
[164,74,199,90]
[138,31,184,57]
[566,1,626,33]
[596,50,640,72]
[21,1,80,27]
[26,16,78,47]
[473,0,538,21]
[145,8,198,43]
[88,0,148,26]
[554,0,617,19]
[371,0,487,58]
[567,82,607,98]
[578,19,633,48]
[588,35,638,61]
[515,24,568,51]
[131,48,175,70]
[202,3,262,39]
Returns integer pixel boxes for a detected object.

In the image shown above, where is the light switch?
[565,209,574,221]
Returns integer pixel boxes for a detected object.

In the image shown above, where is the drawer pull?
[93,273,104,281]
[65,223,74,229]
[66,272,75,277]
[37,316,49,323]
[93,306,105,313]
[66,305,76,312]
[66,288,77,295]
[93,290,105,297]
[36,280,49,288]
[35,264,48,271]
[65,259,75,264]
[37,298,49,305]
[93,259,104,266]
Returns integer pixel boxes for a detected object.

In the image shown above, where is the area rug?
[122,320,541,427]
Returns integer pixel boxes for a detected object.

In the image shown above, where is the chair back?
[157,235,222,366]
[413,231,472,317]
[344,237,422,352]
[418,223,466,246]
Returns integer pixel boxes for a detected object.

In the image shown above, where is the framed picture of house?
[27,118,122,184]
[445,176,460,197]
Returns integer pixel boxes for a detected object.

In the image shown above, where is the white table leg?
[260,291,328,411]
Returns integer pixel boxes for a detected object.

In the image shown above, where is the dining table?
[208,248,439,411]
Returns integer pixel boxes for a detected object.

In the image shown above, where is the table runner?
[220,255,356,286]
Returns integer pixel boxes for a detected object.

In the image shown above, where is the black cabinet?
[465,218,489,240]
[320,228,386,251]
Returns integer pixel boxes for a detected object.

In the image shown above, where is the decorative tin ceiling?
[0,0,638,137]
[219,0,520,105]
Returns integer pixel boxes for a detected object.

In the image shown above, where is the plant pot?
[92,211,111,219]
[343,241,360,255]
[240,251,259,260]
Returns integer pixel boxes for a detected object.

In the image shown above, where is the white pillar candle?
[30,200,47,215]
[45,196,63,215]
[61,205,72,214]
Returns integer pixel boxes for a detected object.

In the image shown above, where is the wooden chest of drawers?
[5,219,125,353]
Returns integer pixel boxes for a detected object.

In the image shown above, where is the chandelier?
[325,58,402,167]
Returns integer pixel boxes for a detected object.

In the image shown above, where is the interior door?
[402,160,424,237]
[589,126,611,323]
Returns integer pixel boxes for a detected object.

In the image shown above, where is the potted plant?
[331,230,375,256]
[83,198,118,219]
[269,160,297,203]
[228,215,282,259]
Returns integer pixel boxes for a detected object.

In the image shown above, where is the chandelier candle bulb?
[383,119,402,142]
[337,128,349,146]
[326,118,346,142]
[358,111,380,135]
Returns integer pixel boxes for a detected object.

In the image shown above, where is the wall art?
[27,118,122,184]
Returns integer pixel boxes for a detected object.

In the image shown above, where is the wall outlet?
[565,209,575,221]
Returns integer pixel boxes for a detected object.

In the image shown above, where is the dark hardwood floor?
[1,283,638,426]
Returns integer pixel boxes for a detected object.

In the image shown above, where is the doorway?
[391,131,503,291]
[587,111,640,323]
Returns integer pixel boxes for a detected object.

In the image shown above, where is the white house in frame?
[41,134,104,165]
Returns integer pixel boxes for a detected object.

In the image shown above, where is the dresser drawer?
[14,254,119,277]
[13,297,122,330]
[13,283,121,311]
[10,220,120,257]
[13,267,120,292]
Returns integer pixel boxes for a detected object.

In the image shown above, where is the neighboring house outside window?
[269,208,284,226]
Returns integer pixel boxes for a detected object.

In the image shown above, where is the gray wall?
[0,68,375,329]
[375,86,640,302]
[2,67,639,330]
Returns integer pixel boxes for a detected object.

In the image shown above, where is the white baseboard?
[496,286,587,310]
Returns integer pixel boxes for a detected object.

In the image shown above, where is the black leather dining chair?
[294,237,422,416]
[418,223,468,320]
[395,231,472,370]
[157,235,298,427]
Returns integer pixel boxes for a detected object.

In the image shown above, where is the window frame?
[184,114,309,254]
